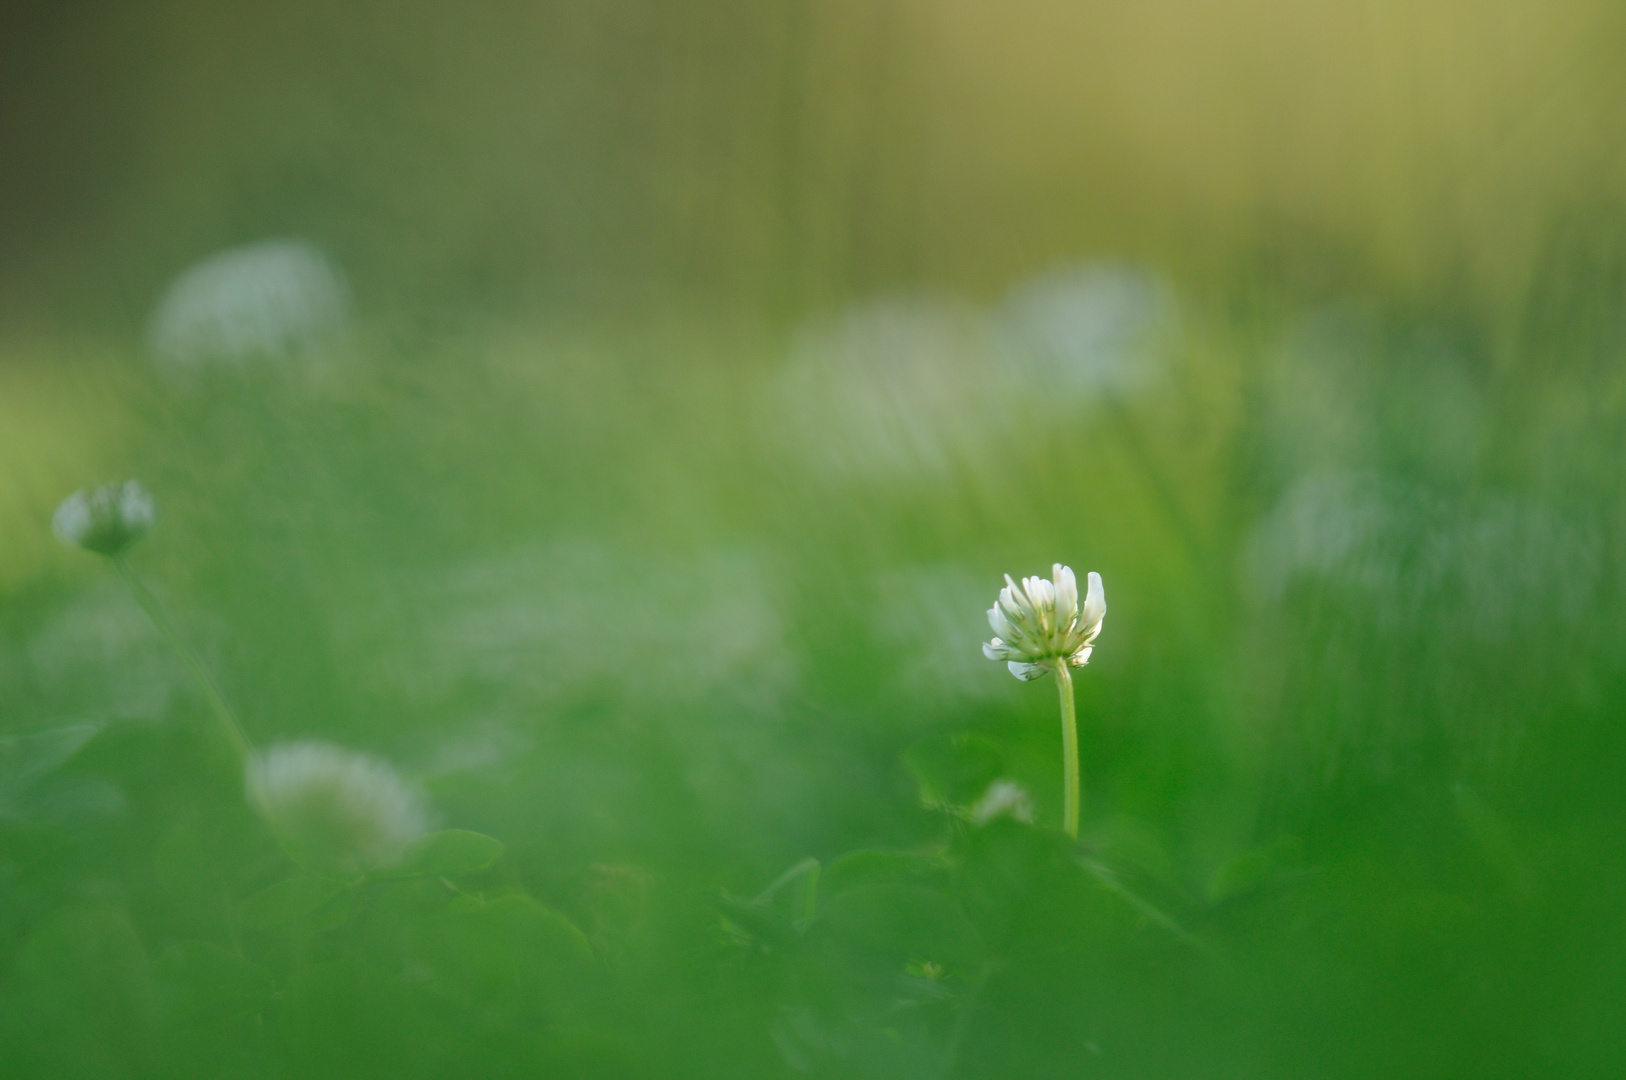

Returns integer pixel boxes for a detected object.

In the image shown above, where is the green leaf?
[466,894,595,964]
[377,829,505,879]
[421,895,597,1015]
[822,850,941,899]
[6,905,156,1075]
[1083,814,1174,881]
[1206,836,1303,904]
[755,856,820,924]
[819,884,986,972]
[155,823,224,896]
[238,875,350,930]
[16,775,125,825]
[903,733,1004,810]
[718,893,795,946]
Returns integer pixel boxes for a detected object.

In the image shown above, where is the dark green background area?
[2,2,1625,1077]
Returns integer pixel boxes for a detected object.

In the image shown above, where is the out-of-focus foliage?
[3,1,1626,1077]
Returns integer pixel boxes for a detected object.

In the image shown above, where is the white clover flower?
[52,482,157,557]
[982,565,1107,838]
[148,239,350,372]
[246,741,429,876]
[982,565,1105,681]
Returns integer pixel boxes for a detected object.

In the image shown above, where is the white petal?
[1053,564,1078,621]
[118,482,156,529]
[990,605,1021,642]
[1002,575,1026,606]
[52,492,92,544]
[1068,644,1093,666]
[1007,661,1048,681]
[1081,571,1106,629]
[1023,576,1052,610]
[983,638,1016,661]
[999,578,1031,622]
[1023,576,1056,634]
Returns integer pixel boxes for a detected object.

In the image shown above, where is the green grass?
[3,3,1626,1075]
[0,280,1619,1078]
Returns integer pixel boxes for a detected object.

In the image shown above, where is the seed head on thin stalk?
[53,481,251,760]
[52,481,156,557]
[982,565,1105,838]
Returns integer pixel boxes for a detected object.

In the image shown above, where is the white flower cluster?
[52,481,157,557]
[246,740,429,875]
[982,565,1105,681]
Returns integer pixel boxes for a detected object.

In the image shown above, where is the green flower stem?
[112,554,252,761]
[1054,659,1080,839]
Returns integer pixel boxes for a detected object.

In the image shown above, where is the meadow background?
[3,1,1625,1077]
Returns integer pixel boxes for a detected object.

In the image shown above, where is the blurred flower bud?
[52,481,157,557]
[246,740,429,876]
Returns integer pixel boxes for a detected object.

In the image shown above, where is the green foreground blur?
[2,2,1624,1077]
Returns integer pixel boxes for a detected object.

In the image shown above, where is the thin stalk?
[1054,659,1080,839]
[112,555,251,760]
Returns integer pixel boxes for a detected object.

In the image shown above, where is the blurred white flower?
[968,779,1035,826]
[52,481,156,557]
[246,741,429,875]
[983,565,1105,681]
[148,239,350,372]
[994,261,1169,397]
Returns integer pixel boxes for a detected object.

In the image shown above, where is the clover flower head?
[246,740,429,875]
[53,481,157,557]
[982,564,1105,681]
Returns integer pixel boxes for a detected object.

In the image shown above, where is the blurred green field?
[3,2,1626,1078]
